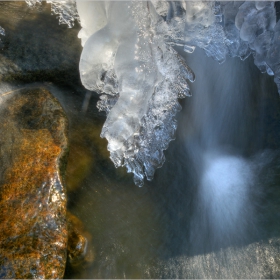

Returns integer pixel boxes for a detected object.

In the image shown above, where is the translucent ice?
[235,1,280,92]
[25,0,80,28]
[23,0,280,185]
[76,1,107,47]
[79,1,194,186]
[153,1,280,91]
[47,0,80,28]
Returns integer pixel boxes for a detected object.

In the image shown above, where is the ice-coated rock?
[0,1,82,86]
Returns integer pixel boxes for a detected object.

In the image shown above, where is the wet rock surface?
[0,87,68,279]
[67,212,94,267]
[0,2,82,87]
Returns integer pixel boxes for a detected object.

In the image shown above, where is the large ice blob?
[78,1,194,186]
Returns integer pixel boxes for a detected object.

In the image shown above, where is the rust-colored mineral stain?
[0,88,68,279]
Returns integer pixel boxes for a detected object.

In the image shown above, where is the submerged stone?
[67,212,94,267]
[0,87,68,279]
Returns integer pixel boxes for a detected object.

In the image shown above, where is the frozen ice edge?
[24,0,280,187]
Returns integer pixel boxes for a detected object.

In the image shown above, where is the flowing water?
[1,2,280,278]
[65,48,280,278]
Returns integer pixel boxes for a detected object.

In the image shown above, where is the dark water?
[63,49,280,278]
[1,2,279,278]
[0,2,280,278]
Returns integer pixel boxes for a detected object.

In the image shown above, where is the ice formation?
[78,2,195,186]
[26,0,79,28]
[157,1,279,83]
[77,1,280,186]
[24,0,280,186]
[47,0,79,28]
[25,0,42,7]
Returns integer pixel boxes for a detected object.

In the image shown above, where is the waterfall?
[11,0,280,277]
[143,46,280,278]
[181,48,258,253]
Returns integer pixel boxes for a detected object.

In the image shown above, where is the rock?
[67,212,94,267]
[0,2,82,87]
[0,87,68,279]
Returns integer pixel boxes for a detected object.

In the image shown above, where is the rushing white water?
[201,154,252,230]
[195,153,254,248]
[174,46,269,255]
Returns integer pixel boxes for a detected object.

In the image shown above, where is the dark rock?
[0,87,68,279]
[67,212,94,267]
[0,2,82,87]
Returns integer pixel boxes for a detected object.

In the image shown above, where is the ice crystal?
[24,0,280,185]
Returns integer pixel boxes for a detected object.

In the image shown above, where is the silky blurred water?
[1,2,280,278]
[64,48,280,278]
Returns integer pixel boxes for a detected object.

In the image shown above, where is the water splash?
[194,153,254,248]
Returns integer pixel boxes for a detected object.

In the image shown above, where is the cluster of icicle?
[172,1,279,88]
[26,0,79,28]
[78,1,195,186]
[25,0,280,187]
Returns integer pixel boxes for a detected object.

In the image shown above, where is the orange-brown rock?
[67,212,94,267]
[0,87,68,279]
